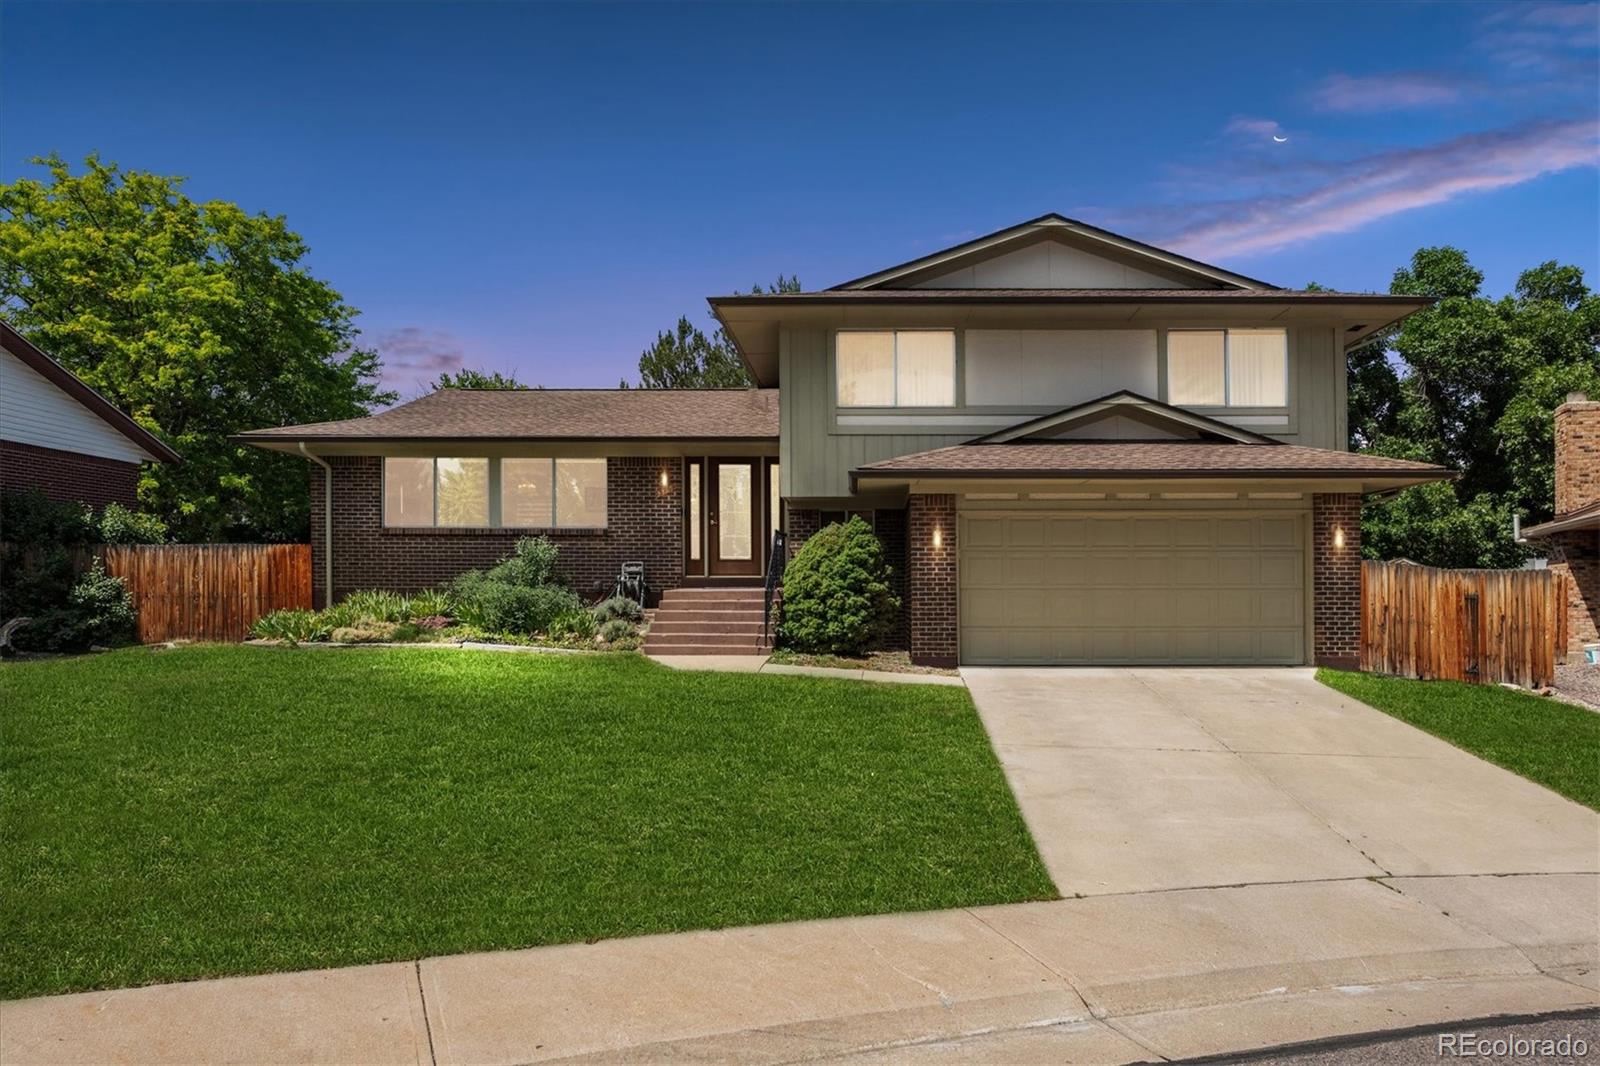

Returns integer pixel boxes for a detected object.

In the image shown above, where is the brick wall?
[308,456,683,607]
[1555,394,1600,516]
[784,506,820,560]
[1312,493,1362,668]
[1550,395,1599,649]
[907,494,957,667]
[1547,532,1599,649]
[0,439,141,510]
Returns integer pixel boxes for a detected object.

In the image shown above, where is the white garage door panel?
[959,512,1306,665]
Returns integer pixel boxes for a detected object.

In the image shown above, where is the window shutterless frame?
[1166,328,1287,407]
[382,456,607,529]
[834,329,957,408]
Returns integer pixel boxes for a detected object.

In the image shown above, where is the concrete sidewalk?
[4,873,1595,1065]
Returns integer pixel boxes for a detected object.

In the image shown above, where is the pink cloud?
[1158,118,1599,259]
[1310,72,1465,112]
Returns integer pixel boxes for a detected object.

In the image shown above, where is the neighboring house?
[1520,392,1598,651]
[239,214,1452,666]
[0,320,180,509]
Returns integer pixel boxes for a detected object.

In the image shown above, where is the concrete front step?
[652,609,766,623]
[661,587,766,601]
[643,643,773,656]
[645,632,771,649]
[650,620,768,635]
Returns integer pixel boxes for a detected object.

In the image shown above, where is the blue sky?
[3,1,1597,395]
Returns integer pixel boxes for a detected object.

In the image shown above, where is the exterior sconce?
[932,526,943,549]
[1333,526,1345,549]
[659,469,669,490]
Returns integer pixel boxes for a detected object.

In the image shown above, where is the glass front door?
[708,459,761,576]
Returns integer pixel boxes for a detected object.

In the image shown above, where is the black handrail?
[763,530,787,646]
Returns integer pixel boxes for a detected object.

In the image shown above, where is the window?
[769,462,780,540]
[688,461,701,561]
[382,457,488,528]
[836,330,955,407]
[1167,329,1287,407]
[384,457,607,528]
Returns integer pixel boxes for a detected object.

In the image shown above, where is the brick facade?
[784,506,821,560]
[309,455,684,608]
[1549,395,1599,649]
[1312,492,1362,669]
[907,494,958,667]
[0,439,140,510]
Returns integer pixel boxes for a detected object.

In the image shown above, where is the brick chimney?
[1555,392,1599,517]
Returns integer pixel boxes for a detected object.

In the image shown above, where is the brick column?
[1551,394,1600,649]
[784,506,821,561]
[908,494,957,667]
[1312,493,1362,668]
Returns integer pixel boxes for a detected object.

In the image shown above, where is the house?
[1519,392,1598,651]
[0,320,180,509]
[238,214,1452,667]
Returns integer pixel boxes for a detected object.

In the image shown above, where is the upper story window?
[383,457,607,529]
[836,330,955,407]
[1167,328,1287,407]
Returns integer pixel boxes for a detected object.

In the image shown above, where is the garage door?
[959,512,1306,665]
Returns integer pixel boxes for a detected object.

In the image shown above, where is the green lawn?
[0,646,1054,1000]
[1318,668,1600,810]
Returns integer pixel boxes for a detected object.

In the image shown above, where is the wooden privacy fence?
[1361,559,1568,688]
[102,544,312,643]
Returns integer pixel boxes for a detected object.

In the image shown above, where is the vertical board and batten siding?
[102,544,313,643]
[1360,560,1566,688]
[780,323,1351,500]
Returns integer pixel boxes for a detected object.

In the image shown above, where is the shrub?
[0,489,95,548]
[251,608,329,645]
[453,580,581,635]
[317,601,360,630]
[598,617,636,643]
[548,609,598,642]
[780,516,899,655]
[486,536,560,589]
[592,595,644,624]
[97,504,168,545]
[340,589,412,623]
[15,561,138,652]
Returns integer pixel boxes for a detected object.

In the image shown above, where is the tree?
[431,368,527,390]
[0,154,394,541]
[631,275,800,388]
[1347,247,1600,567]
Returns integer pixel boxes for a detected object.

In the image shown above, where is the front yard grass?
[0,646,1054,999]
[1317,668,1600,810]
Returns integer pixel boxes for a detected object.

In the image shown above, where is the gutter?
[297,442,334,609]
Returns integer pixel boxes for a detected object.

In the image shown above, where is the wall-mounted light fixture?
[1333,526,1345,549]
[932,526,943,549]
[659,469,670,490]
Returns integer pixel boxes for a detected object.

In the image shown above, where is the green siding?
[781,323,1350,499]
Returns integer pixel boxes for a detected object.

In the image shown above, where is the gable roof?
[236,387,780,444]
[970,391,1280,446]
[829,214,1278,291]
[0,320,180,463]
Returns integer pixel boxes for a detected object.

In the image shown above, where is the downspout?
[297,442,334,608]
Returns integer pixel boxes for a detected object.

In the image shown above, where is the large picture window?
[1167,328,1287,407]
[383,457,607,529]
[836,330,956,408]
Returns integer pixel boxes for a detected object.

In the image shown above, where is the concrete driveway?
[962,667,1599,896]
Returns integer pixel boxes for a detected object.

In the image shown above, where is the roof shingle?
[238,388,779,442]
[854,441,1453,479]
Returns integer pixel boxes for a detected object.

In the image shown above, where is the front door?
[708,458,761,576]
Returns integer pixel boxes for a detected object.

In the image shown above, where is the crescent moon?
[1272,135,1289,143]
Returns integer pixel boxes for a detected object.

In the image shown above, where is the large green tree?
[631,275,799,388]
[1347,248,1600,567]
[0,155,394,541]
[431,367,527,390]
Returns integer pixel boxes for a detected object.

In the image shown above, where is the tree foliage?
[1345,247,1600,567]
[431,367,527,390]
[0,154,395,541]
[631,275,799,388]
